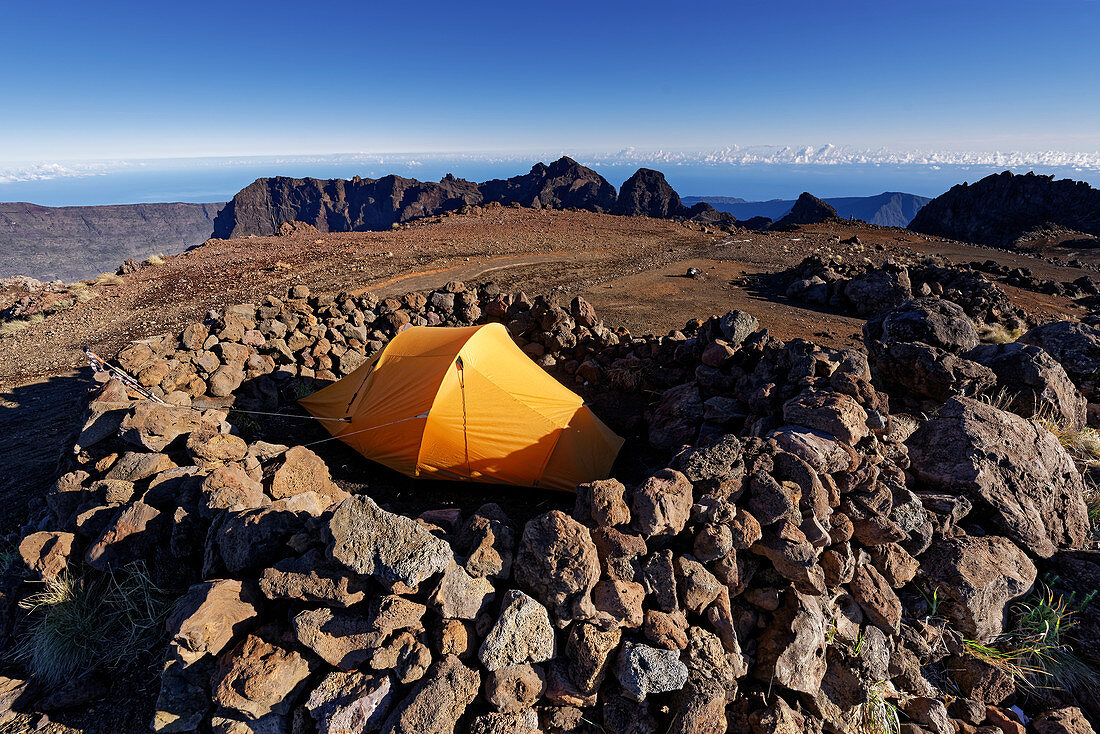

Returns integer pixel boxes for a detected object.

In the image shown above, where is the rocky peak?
[908,171,1100,247]
[772,192,840,229]
[478,156,618,212]
[615,168,687,218]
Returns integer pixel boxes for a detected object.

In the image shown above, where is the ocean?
[2,157,1099,206]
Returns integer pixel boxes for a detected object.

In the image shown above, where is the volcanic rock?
[908,171,1100,247]
[258,549,368,607]
[615,642,688,702]
[478,590,556,671]
[1019,320,1100,401]
[304,671,393,734]
[478,157,617,213]
[210,627,314,719]
[920,534,1036,641]
[514,511,600,625]
[380,655,480,734]
[329,495,453,587]
[906,397,1089,557]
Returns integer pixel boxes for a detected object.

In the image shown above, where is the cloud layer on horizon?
[5,145,1100,186]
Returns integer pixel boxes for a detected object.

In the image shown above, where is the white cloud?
[4,145,1100,187]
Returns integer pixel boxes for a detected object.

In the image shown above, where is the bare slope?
[0,201,224,281]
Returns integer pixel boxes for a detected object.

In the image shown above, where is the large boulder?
[920,534,1036,642]
[966,342,1087,428]
[864,298,993,404]
[1020,320,1100,401]
[844,265,913,317]
[865,297,980,353]
[648,383,704,449]
[328,495,453,588]
[906,397,1090,557]
[118,402,222,452]
[514,511,600,625]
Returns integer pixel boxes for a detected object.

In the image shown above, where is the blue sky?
[3,0,1099,162]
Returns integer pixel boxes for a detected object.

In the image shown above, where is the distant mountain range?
[0,202,224,281]
[682,191,931,227]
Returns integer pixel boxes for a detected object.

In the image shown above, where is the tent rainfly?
[298,323,624,491]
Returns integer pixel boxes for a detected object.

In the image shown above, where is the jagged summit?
[477,156,617,212]
[614,168,686,218]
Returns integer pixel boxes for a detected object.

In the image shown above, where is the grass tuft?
[978,387,1019,412]
[286,380,316,401]
[94,273,124,286]
[964,585,1098,698]
[16,563,173,685]
[1083,480,1100,549]
[849,680,900,734]
[605,361,654,392]
[144,254,166,266]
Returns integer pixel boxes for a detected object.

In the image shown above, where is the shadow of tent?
[0,368,95,535]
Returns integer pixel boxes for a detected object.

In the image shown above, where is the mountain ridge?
[908,171,1100,247]
[682,191,931,227]
[212,157,736,239]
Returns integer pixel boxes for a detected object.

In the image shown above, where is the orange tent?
[298,323,623,492]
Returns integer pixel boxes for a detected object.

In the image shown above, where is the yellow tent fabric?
[298,323,624,492]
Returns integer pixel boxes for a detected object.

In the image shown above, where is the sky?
[1,0,1099,202]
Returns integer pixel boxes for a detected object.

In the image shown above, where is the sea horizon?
[3,150,1100,207]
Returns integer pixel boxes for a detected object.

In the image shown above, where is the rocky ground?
[1,207,1100,734]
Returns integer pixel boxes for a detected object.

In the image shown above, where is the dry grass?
[605,360,654,392]
[977,387,1018,412]
[1036,417,1100,467]
[0,313,45,337]
[16,563,173,685]
[144,254,166,266]
[1084,481,1100,548]
[74,288,98,304]
[978,323,1023,344]
[94,272,124,286]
